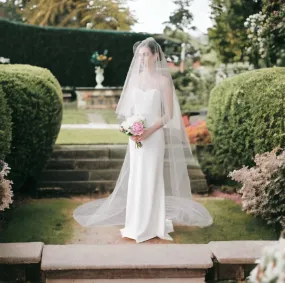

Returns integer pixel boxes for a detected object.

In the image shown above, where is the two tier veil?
[73,37,213,228]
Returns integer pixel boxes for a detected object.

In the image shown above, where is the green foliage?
[261,163,285,231]
[196,144,227,184]
[172,67,215,112]
[0,18,150,87]
[0,198,80,244]
[0,64,63,191]
[0,88,12,160]
[56,129,128,144]
[245,0,285,67]
[208,0,261,63]
[207,67,285,175]
[0,0,22,22]
[1,0,137,31]
[164,0,194,31]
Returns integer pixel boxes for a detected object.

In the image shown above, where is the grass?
[95,109,118,124]
[1,197,278,244]
[0,198,81,244]
[62,108,89,124]
[172,198,278,244]
[56,129,128,144]
[62,102,118,124]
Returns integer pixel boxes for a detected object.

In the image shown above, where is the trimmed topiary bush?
[207,67,285,175]
[0,64,63,191]
[0,86,12,160]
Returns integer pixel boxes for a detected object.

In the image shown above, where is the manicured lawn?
[56,129,128,144]
[62,103,118,124]
[173,198,278,243]
[62,108,89,124]
[1,197,278,244]
[95,109,118,124]
[0,198,81,244]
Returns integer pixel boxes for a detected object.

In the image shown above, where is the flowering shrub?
[215,62,254,85]
[245,1,285,67]
[90,49,112,69]
[0,160,13,211]
[182,115,190,127]
[248,230,285,283]
[228,147,285,231]
[185,120,211,145]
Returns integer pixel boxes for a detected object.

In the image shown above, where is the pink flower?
[131,121,144,136]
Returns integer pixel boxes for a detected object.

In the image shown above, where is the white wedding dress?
[120,88,174,243]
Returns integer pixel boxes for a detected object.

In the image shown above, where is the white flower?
[0,57,10,64]
[120,120,129,130]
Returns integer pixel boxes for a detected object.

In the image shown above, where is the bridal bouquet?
[119,115,147,148]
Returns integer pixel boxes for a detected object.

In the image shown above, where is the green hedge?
[0,18,151,87]
[0,86,12,160]
[207,67,285,175]
[0,64,63,191]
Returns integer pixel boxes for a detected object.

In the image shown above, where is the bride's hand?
[136,128,154,142]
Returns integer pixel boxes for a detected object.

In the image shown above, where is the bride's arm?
[150,76,174,132]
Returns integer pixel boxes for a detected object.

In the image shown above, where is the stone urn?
[95,66,104,88]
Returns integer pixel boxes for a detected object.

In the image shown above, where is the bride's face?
[138,46,156,70]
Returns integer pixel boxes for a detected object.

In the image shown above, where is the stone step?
[41,244,212,281]
[0,242,44,282]
[46,279,205,283]
[52,144,197,161]
[46,159,124,170]
[40,168,206,182]
[46,158,201,171]
[38,179,207,196]
[40,169,120,182]
[38,180,115,195]
[52,145,127,160]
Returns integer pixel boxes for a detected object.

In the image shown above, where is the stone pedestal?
[76,87,122,110]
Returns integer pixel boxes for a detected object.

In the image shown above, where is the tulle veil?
[73,37,213,228]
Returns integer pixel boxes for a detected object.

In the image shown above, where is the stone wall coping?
[0,242,44,264]
[46,279,205,283]
[1,241,280,268]
[208,240,278,264]
[41,244,213,270]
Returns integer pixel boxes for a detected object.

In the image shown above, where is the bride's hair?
[133,38,162,61]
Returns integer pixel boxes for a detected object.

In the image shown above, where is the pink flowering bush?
[0,160,13,211]
[228,147,285,231]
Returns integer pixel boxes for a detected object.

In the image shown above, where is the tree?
[208,0,261,63]
[0,0,23,22]
[164,0,194,32]
[5,0,137,30]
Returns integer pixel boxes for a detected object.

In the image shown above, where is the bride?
[73,37,213,243]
